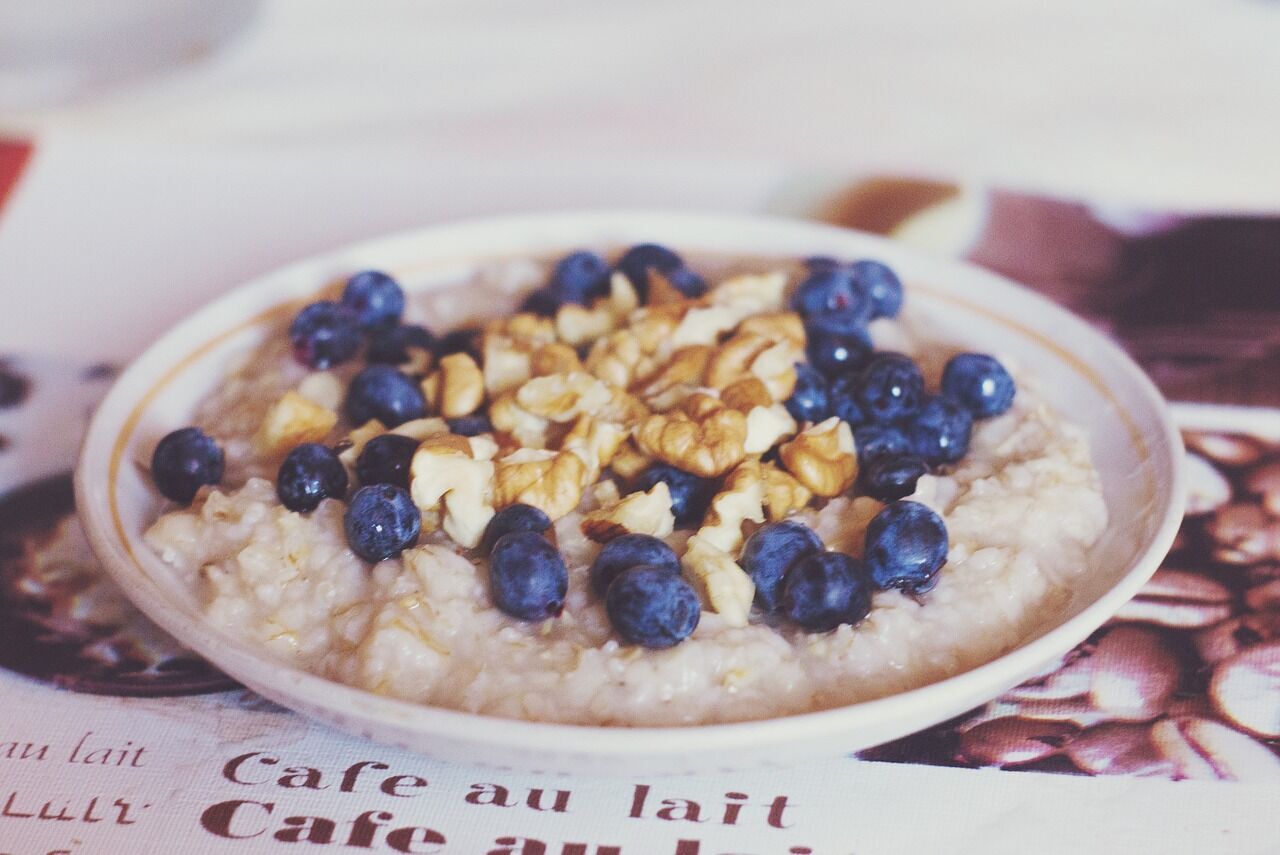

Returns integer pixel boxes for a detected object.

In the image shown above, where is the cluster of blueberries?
[782,257,1017,504]
[148,244,1017,650]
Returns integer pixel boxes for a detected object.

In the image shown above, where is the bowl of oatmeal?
[75,211,1183,773]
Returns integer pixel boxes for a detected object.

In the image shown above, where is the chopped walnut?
[482,333,534,395]
[489,390,552,448]
[609,439,653,481]
[516,371,615,422]
[670,305,741,349]
[780,417,858,497]
[720,377,772,412]
[743,403,798,455]
[409,434,495,549]
[429,352,485,418]
[296,371,345,411]
[681,535,754,628]
[561,415,627,485]
[581,482,675,542]
[337,418,389,471]
[584,330,643,388]
[709,271,789,315]
[680,391,725,420]
[531,342,583,377]
[389,417,450,442]
[493,448,588,520]
[633,345,712,411]
[738,311,805,345]
[706,331,802,402]
[555,302,617,347]
[695,461,765,553]
[634,407,747,478]
[254,391,338,455]
[760,462,813,521]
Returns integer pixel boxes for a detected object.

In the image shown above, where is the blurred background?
[1,0,1278,401]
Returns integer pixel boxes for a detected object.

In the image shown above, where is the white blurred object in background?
[0,0,258,109]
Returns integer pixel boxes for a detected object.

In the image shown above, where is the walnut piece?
[708,271,789,316]
[409,434,495,549]
[634,407,747,478]
[696,461,766,553]
[670,305,740,349]
[561,415,628,485]
[254,391,338,454]
[779,417,858,497]
[705,331,802,401]
[584,330,643,388]
[531,342,583,377]
[681,535,754,628]
[760,462,813,521]
[633,345,712,411]
[581,482,675,542]
[296,371,345,411]
[743,403,798,455]
[429,352,485,418]
[493,448,587,520]
[609,440,653,481]
[516,371,615,422]
[721,377,772,412]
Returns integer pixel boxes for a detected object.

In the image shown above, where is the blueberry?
[355,433,419,489]
[855,352,924,423]
[447,414,493,436]
[803,255,841,271]
[519,288,562,317]
[367,324,436,367]
[606,565,701,649]
[850,260,903,320]
[483,504,553,553]
[784,363,831,423]
[941,353,1016,418]
[805,321,872,376]
[781,551,873,632]
[615,243,706,301]
[547,250,611,305]
[790,269,873,324]
[741,521,825,613]
[345,365,426,427]
[861,454,928,502]
[276,443,348,511]
[340,270,405,331]
[909,395,973,465]
[288,301,362,369]
[150,427,224,505]
[343,484,421,563]
[434,327,483,362]
[489,531,568,621]
[589,533,680,597]
[635,464,717,528]
[828,374,867,426]
[853,423,912,465]
[864,500,948,593]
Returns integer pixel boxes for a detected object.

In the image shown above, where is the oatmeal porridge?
[142,247,1108,726]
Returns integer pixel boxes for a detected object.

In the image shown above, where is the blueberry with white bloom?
[742,521,825,613]
[828,374,867,427]
[547,250,612,305]
[489,531,568,621]
[941,353,1016,418]
[277,443,348,511]
[781,551,873,632]
[345,365,426,427]
[590,533,680,597]
[790,268,873,325]
[909,395,973,465]
[863,500,948,593]
[805,320,873,376]
[785,363,832,423]
[855,352,924,423]
[151,427,224,505]
[853,422,912,465]
[355,433,419,489]
[340,270,405,331]
[482,504,553,553]
[289,301,361,369]
[343,484,421,563]
[606,565,701,648]
[635,463,717,528]
[850,259,903,320]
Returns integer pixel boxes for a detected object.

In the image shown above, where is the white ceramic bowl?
[75,211,1184,775]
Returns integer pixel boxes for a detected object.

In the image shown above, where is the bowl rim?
[75,208,1185,758]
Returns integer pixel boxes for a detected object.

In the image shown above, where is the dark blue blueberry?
[590,533,680,597]
[288,301,362,369]
[483,504,553,553]
[850,260,903,320]
[803,255,841,271]
[615,243,706,301]
[366,324,436,368]
[434,327,483,362]
[340,270,405,331]
[150,427,224,505]
[343,484,421,563]
[828,374,866,426]
[519,288,562,317]
[805,321,873,376]
[277,443,348,511]
[635,464,717,529]
[547,250,611,305]
[447,414,493,436]
[741,521,825,613]
[781,551,873,632]
[861,454,928,502]
[909,395,973,465]
[853,423,912,465]
[855,352,924,423]
[864,500,948,593]
[345,365,427,427]
[790,269,873,324]
[489,531,568,621]
[606,565,701,648]
[355,433,419,489]
[942,353,1016,418]
[784,363,831,423]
